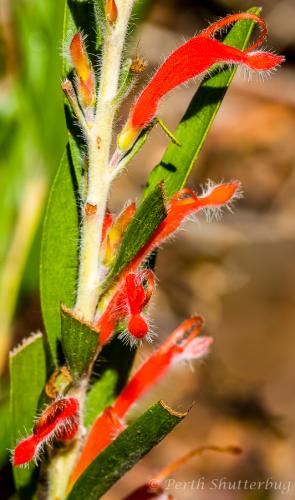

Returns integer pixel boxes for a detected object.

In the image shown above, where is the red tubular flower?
[69,317,212,486]
[70,33,96,108]
[112,316,211,419]
[13,398,79,466]
[117,13,284,151]
[98,269,155,345]
[123,181,241,279]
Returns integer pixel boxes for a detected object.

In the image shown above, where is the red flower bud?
[102,203,136,266]
[70,33,96,108]
[99,181,240,336]
[101,210,113,242]
[105,0,118,25]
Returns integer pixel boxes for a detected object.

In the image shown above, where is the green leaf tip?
[61,304,99,380]
[9,332,46,490]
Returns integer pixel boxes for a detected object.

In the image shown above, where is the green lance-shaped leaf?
[40,148,80,366]
[144,7,261,200]
[61,305,99,381]
[9,333,46,491]
[68,401,187,499]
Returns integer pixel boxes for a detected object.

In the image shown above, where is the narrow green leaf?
[105,183,167,286]
[61,305,99,380]
[40,148,80,366]
[144,7,261,200]
[115,59,133,105]
[68,401,186,499]
[9,333,46,491]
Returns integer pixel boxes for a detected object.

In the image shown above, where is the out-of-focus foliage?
[0,0,66,372]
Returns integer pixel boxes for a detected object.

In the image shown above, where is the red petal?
[13,436,38,466]
[127,314,149,339]
[245,52,284,71]
[69,408,125,488]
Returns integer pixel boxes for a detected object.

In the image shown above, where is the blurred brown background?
[1,0,295,499]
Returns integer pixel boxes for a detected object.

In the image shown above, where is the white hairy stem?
[75,0,134,321]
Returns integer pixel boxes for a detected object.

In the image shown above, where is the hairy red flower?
[70,317,212,486]
[13,398,79,466]
[117,13,284,151]
[112,316,211,419]
[98,269,155,344]
[121,181,241,281]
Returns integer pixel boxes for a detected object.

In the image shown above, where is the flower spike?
[117,13,284,151]
[13,398,79,466]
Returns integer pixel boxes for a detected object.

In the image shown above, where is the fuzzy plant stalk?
[9,3,284,500]
[74,0,134,320]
